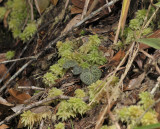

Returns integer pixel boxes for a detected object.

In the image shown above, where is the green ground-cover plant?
[21,110,52,129]
[54,122,65,129]
[56,97,89,121]
[43,35,107,86]
[21,88,89,128]
[0,0,37,41]
[117,92,158,128]
[6,50,15,60]
[123,9,152,45]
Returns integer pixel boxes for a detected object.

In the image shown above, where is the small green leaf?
[137,38,160,49]
[134,123,160,129]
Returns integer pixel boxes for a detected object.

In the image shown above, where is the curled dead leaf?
[34,0,50,14]
[51,0,58,6]
[110,49,125,66]
[0,124,9,129]
[62,14,81,34]
[8,88,31,104]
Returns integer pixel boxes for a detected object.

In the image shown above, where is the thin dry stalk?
[106,0,111,12]
[144,7,159,29]
[81,0,90,20]
[151,76,160,95]
[0,60,33,94]
[28,0,34,21]
[0,56,36,64]
[95,42,139,128]
[86,0,98,16]
[114,0,130,44]
[109,111,121,129]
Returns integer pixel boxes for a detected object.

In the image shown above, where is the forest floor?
[0,0,160,129]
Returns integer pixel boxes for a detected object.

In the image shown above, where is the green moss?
[123,9,152,44]
[88,80,106,102]
[1,0,37,41]
[0,7,6,21]
[20,22,37,41]
[139,92,155,110]
[74,89,86,98]
[48,87,63,98]
[56,98,89,121]
[141,112,158,126]
[101,125,116,129]
[43,72,58,86]
[6,51,15,60]
[117,92,158,128]
[54,122,65,129]
[21,110,52,129]
[8,0,28,39]
[50,63,64,77]
[43,35,107,86]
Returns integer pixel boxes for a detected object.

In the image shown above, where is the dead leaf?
[62,14,81,34]
[8,88,31,104]
[109,49,125,66]
[0,53,10,82]
[17,118,23,129]
[0,124,9,129]
[11,104,24,112]
[71,6,83,14]
[139,43,150,50]
[0,64,10,82]
[34,0,50,14]
[124,73,145,91]
[0,96,14,106]
[72,0,91,9]
[51,0,58,5]
[0,53,6,61]
[135,56,143,69]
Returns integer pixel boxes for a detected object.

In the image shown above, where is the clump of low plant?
[74,89,86,98]
[48,87,63,98]
[21,110,52,129]
[54,122,65,129]
[88,76,119,105]
[100,125,116,129]
[117,92,158,128]
[119,9,153,47]
[56,97,89,121]
[0,7,6,21]
[6,50,15,60]
[43,35,107,86]
[0,0,37,41]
